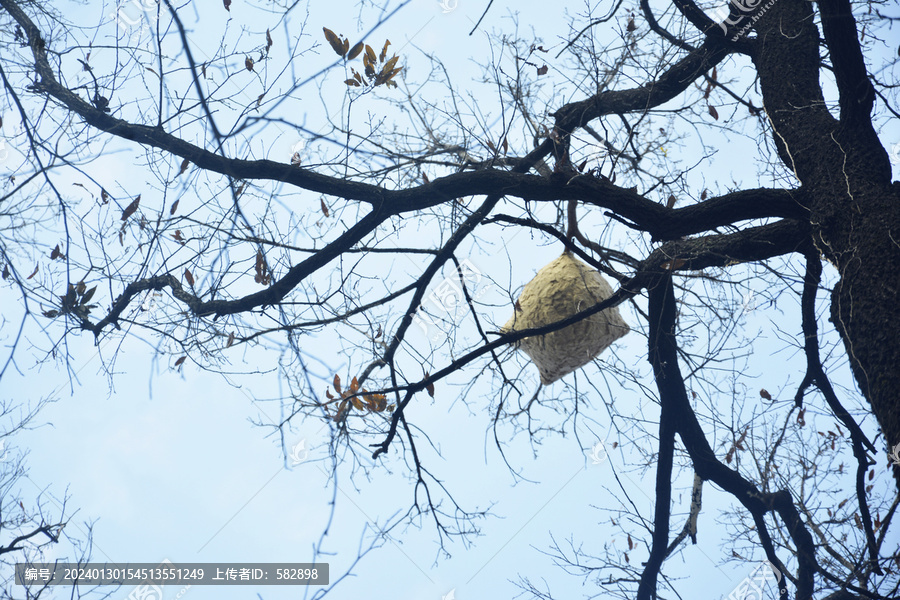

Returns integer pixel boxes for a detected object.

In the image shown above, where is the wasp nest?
[502,251,629,384]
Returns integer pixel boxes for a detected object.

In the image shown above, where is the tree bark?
[751,0,900,481]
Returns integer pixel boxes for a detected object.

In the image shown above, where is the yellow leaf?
[351,397,365,411]
[382,55,398,73]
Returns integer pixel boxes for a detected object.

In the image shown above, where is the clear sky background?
[2,1,899,600]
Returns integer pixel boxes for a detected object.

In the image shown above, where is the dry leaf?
[170,199,180,215]
[174,355,186,367]
[226,332,235,348]
[380,40,390,62]
[348,41,364,60]
[184,268,194,286]
[626,16,636,32]
[245,57,254,71]
[179,158,190,175]
[266,29,273,51]
[323,28,344,56]
[223,0,231,11]
[760,389,772,400]
[320,198,330,217]
[707,104,719,120]
[121,194,141,221]
[333,373,342,394]
[537,64,548,76]
[666,195,676,209]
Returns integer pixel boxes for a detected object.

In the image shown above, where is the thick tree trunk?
[751,0,900,479]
